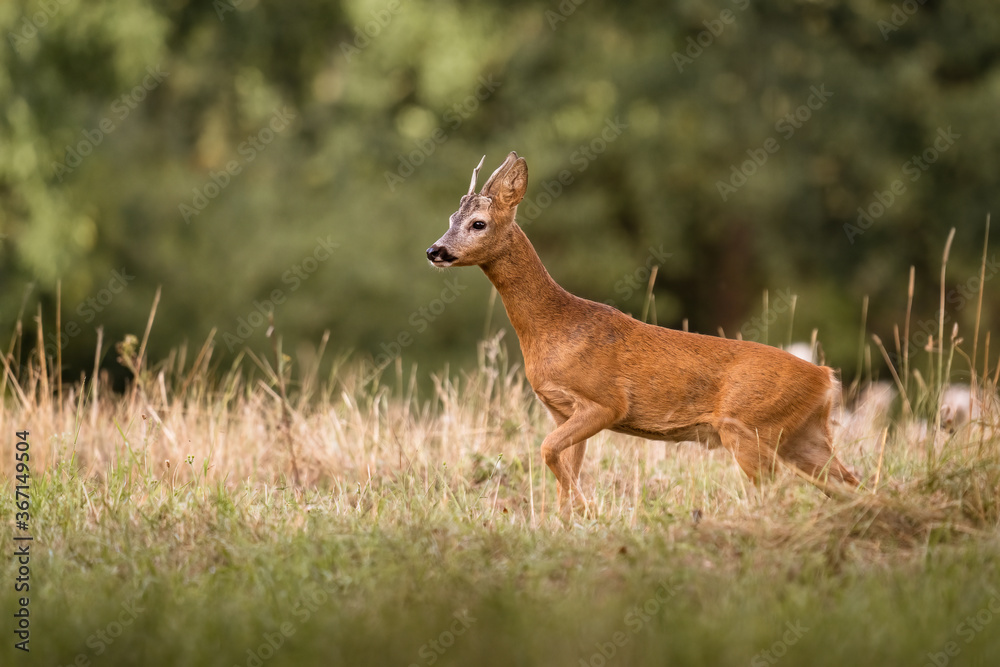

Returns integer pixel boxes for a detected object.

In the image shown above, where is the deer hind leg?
[779,417,860,488]
[540,403,617,516]
[717,422,780,486]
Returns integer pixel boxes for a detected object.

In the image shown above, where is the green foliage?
[1,0,999,379]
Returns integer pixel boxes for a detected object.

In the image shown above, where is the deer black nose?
[427,245,457,263]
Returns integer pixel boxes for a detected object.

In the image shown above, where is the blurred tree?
[1,0,997,386]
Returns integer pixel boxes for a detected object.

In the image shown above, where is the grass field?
[2,286,1000,666]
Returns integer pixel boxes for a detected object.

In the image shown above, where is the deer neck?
[480,223,569,342]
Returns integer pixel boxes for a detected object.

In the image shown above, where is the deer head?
[426,152,528,267]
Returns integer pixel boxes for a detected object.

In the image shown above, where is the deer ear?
[480,151,519,197]
[494,157,528,209]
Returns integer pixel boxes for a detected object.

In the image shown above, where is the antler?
[467,155,486,195]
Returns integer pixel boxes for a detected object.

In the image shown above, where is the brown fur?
[427,152,859,514]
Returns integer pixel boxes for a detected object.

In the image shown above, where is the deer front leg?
[545,410,589,506]
[540,402,618,516]
[565,439,588,487]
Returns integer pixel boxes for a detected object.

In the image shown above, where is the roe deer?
[426,152,859,514]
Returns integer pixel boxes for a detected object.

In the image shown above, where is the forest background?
[2,0,997,383]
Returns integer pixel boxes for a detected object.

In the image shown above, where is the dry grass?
[3,318,998,547]
[1,325,999,666]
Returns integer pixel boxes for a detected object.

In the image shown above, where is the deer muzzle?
[426,244,458,266]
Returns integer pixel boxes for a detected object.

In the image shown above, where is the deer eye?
[471,220,487,230]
